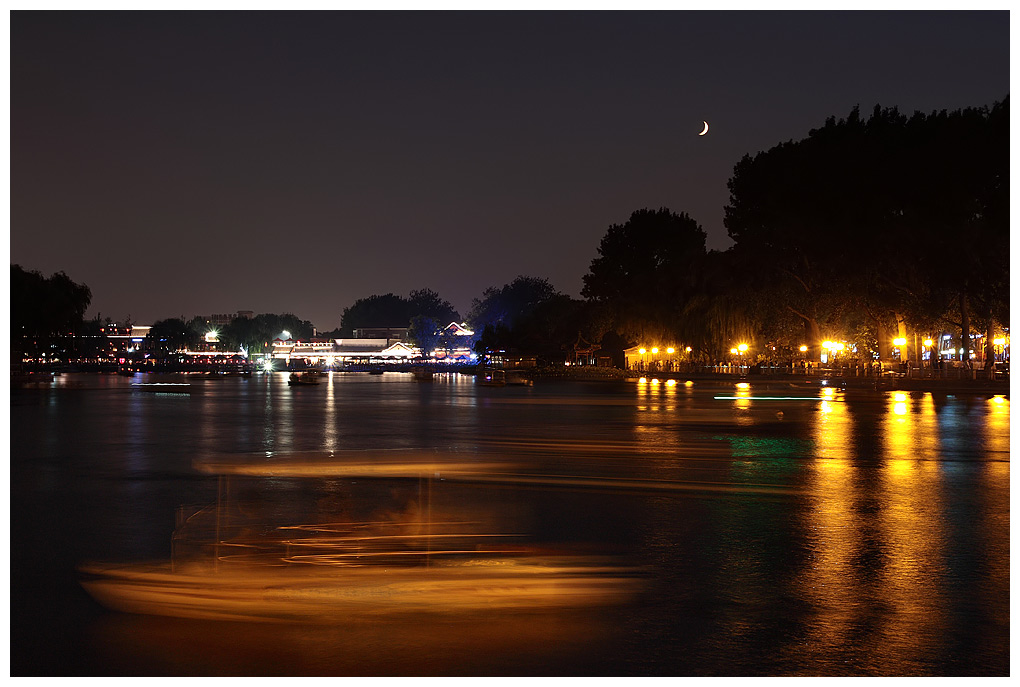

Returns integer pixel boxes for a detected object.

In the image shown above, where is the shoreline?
[529,367,1011,396]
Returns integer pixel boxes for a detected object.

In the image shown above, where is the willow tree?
[11,265,92,357]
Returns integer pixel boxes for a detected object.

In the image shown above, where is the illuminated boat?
[79,450,640,623]
[288,371,322,386]
[476,368,506,387]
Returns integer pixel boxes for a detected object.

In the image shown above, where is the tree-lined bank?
[12,99,1008,377]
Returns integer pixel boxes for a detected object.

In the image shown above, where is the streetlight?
[893,337,907,367]
[992,337,1008,367]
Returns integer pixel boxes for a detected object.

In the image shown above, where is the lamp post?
[993,337,1006,361]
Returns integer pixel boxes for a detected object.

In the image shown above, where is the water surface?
[10,372,1009,675]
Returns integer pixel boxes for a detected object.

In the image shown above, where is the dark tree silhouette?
[406,315,442,358]
[467,276,560,332]
[582,208,708,344]
[724,100,1009,365]
[218,313,315,353]
[339,289,460,337]
[11,264,92,357]
[146,318,201,353]
[408,288,460,325]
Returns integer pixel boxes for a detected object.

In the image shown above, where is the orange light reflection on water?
[873,392,949,669]
[798,391,980,671]
[799,392,862,664]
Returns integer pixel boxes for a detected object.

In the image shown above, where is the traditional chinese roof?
[572,332,600,353]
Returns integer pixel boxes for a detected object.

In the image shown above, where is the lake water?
[9,372,1010,676]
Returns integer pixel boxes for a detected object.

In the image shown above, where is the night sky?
[11,11,1009,332]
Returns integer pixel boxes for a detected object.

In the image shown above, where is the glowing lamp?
[730,348,738,355]
[799,345,808,352]
[924,339,934,346]
[822,341,833,349]
[686,347,692,353]
[893,338,907,346]
[666,347,675,354]
[639,348,647,355]
[737,343,748,352]
[651,347,659,354]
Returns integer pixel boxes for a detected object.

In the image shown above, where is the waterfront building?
[624,345,685,372]
[269,338,417,366]
[264,321,477,367]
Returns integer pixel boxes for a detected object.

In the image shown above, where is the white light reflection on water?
[323,373,338,452]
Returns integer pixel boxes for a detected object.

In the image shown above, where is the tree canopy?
[467,276,560,332]
[146,318,201,353]
[12,264,92,340]
[338,289,460,337]
[218,313,315,353]
[724,100,1009,362]
[582,208,708,344]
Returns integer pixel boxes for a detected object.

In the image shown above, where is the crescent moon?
[699,121,709,136]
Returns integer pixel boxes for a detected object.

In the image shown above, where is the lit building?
[624,344,685,372]
[266,321,476,367]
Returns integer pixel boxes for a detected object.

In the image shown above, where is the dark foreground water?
[10,372,1010,676]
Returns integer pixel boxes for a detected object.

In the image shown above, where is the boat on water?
[11,371,53,386]
[288,371,323,386]
[477,368,506,387]
[506,371,534,386]
[11,364,54,386]
[79,449,640,623]
[132,382,193,394]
